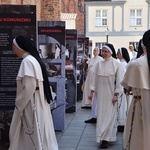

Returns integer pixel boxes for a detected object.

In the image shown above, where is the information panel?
[0,5,36,109]
[38,21,66,130]
[0,5,36,147]
[65,29,77,113]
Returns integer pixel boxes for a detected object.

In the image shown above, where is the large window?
[95,10,107,26]
[130,9,142,26]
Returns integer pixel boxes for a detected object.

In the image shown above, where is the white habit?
[118,59,128,126]
[121,55,150,150]
[82,55,103,107]
[9,55,58,150]
[90,57,123,143]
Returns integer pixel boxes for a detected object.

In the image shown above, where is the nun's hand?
[112,95,118,105]
[88,91,94,100]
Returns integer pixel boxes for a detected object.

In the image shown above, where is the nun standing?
[116,47,130,130]
[9,35,59,150]
[121,30,150,150]
[88,43,123,149]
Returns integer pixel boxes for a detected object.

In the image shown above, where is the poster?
[89,40,92,58]
[38,21,66,130]
[84,37,89,59]
[65,29,77,113]
[0,5,36,148]
[84,37,90,78]
[77,36,85,101]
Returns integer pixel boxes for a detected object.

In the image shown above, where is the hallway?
[56,101,124,150]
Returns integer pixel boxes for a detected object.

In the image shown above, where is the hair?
[120,47,130,63]
[105,43,117,59]
[136,39,144,58]
[142,30,150,72]
[15,35,52,104]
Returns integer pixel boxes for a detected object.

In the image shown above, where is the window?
[130,9,142,26]
[95,10,107,26]
[95,42,105,49]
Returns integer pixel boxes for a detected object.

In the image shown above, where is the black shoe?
[100,140,108,149]
[65,106,75,113]
[81,106,91,109]
[84,118,97,123]
[117,125,124,132]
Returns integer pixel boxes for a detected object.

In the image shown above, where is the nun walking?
[9,35,59,150]
[81,47,103,108]
[89,43,123,149]
[116,47,130,131]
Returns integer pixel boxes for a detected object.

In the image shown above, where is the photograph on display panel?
[39,39,62,59]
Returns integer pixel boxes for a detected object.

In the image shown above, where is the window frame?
[129,9,142,26]
[95,42,105,49]
[95,9,108,27]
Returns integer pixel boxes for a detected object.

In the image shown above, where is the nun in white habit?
[9,35,59,150]
[116,47,130,128]
[89,43,123,149]
[121,30,150,150]
[82,47,103,108]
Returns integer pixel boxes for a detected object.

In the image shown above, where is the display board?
[0,5,36,148]
[89,40,92,58]
[65,29,77,113]
[77,36,85,101]
[38,21,66,130]
[84,37,89,59]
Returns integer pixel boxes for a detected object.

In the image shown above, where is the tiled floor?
[56,101,124,150]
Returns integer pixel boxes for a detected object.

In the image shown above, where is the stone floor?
[56,101,124,150]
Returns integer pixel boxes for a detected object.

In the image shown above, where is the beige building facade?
[85,0,150,51]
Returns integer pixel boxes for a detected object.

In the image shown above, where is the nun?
[116,47,130,131]
[9,35,59,150]
[121,30,150,150]
[81,47,103,109]
[88,43,123,148]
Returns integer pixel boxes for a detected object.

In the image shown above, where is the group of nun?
[82,30,150,150]
[8,29,150,150]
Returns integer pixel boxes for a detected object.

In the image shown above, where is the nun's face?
[101,47,111,59]
[93,48,99,57]
[12,44,24,58]
[117,49,123,60]
[129,45,134,52]
[12,44,18,55]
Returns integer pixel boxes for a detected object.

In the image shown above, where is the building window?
[95,42,105,49]
[95,10,107,26]
[130,9,142,26]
